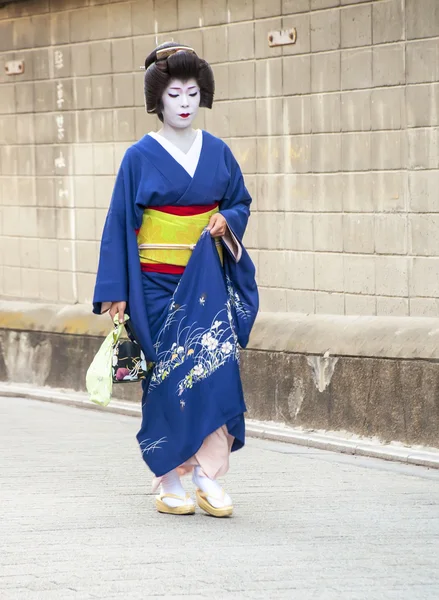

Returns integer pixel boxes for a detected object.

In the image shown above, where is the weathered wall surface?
[1,301,439,447]
[5,327,439,447]
[0,0,439,319]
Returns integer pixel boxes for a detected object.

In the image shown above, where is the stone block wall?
[0,0,439,319]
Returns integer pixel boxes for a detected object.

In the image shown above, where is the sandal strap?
[158,492,191,502]
[197,488,226,503]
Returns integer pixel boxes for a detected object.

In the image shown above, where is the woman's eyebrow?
[168,86,198,90]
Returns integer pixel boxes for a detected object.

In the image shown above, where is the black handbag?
[112,318,153,383]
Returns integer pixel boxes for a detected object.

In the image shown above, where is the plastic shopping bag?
[86,316,127,407]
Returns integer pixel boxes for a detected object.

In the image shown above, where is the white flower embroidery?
[202,332,219,351]
[193,364,204,376]
[150,305,238,395]
[199,296,205,305]
[201,332,211,347]
[221,341,233,355]
[207,337,218,351]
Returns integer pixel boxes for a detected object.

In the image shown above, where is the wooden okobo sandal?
[155,493,195,515]
[195,488,233,518]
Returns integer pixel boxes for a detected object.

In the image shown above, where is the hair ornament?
[156,45,196,62]
[141,45,196,71]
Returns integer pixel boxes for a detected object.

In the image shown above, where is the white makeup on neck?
[161,78,200,131]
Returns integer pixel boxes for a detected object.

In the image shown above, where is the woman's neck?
[158,124,198,154]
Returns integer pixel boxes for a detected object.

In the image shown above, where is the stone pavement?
[1,397,439,600]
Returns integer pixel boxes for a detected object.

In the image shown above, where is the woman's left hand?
[208,213,227,237]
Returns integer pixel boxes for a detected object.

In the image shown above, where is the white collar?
[148,130,203,178]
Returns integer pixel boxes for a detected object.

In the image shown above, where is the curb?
[2,382,439,470]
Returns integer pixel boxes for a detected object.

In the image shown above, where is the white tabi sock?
[160,469,194,509]
[192,466,232,509]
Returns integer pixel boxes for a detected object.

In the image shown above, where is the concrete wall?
[1,301,439,447]
[0,0,439,320]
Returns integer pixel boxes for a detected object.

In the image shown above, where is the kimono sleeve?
[218,145,258,346]
[220,146,252,242]
[92,161,129,314]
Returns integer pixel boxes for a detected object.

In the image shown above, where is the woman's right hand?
[109,301,127,324]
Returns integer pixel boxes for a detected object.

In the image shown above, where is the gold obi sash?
[137,206,223,268]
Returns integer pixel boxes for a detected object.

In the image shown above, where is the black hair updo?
[144,42,215,122]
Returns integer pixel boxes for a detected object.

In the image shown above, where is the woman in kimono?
[93,42,258,517]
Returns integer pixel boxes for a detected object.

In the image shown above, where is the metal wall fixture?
[268,28,297,47]
[5,60,24,75]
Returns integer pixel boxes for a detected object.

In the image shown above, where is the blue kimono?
[93,131,258,477]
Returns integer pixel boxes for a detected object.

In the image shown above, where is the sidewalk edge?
[2,383,439,470]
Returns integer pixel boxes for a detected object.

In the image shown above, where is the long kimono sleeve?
[219,145,258,348]
[92,163,129,314]
[92,147,157,361]
[220,147,252,242]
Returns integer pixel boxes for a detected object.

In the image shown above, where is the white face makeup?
[161,78,200,129]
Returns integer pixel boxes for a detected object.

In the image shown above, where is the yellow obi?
[137,206,223,267]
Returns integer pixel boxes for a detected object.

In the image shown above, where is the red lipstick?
[179,113,190,118]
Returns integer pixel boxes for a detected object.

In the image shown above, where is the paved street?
[1,397,439,600]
